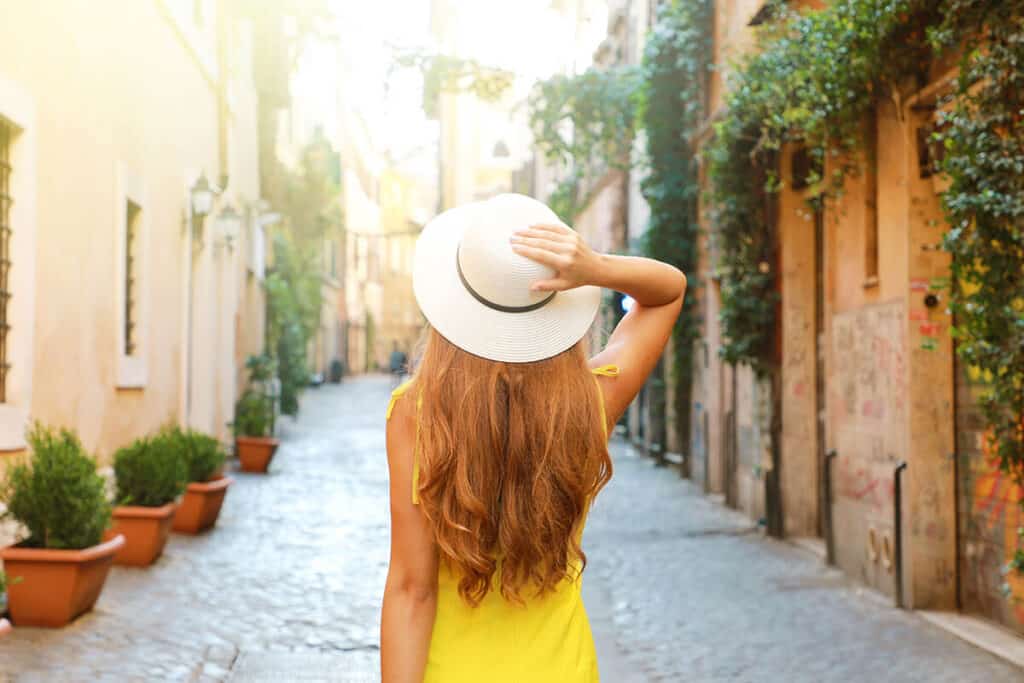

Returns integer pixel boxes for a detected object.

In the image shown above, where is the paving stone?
[0,375,1020,682]
[585,440,1024,682]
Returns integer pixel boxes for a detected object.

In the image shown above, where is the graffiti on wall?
[958,370,1024,632]
[832,301,908,473]
[833,302,907,434]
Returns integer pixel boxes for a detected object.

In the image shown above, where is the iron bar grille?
[125,201,140,356]
[0,119,14,402]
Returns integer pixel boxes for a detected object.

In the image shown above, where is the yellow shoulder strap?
[386,381,422,505]
[590,364,620,436]
[386,381,412,420]
[591,364,620,377]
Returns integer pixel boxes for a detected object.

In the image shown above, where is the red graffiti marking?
[835,459,894,512]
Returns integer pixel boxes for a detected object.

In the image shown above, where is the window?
[116,164,146,389]
[790,145,821,191]
[0,119,13,402]
[864,115,879,285]
[124,199,141,355]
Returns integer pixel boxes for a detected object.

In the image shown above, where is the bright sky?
[290,0,608,162]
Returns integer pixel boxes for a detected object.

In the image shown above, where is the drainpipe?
[894,461,908,608]
[185,208,195,428]
[824,449,838,565]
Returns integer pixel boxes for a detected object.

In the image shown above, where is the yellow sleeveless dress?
[386,365,619,683]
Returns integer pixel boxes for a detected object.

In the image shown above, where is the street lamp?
[190,172,215,219]
[215,204,242,252]
[189,171,221,248]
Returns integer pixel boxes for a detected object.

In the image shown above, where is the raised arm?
[511,224,686,426]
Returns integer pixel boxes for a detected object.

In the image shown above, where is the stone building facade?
[686,0,1023,638]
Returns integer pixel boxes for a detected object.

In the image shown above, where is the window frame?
[115,163,149,389]
[0,75,37,452]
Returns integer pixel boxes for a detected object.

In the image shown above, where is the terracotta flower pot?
[172,476,234,534]
[236,436,279,473]
[103,503,177,567]
[0,618,10,637]
[0,534,125,627]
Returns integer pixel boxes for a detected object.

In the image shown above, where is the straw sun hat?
[412,193,601,363]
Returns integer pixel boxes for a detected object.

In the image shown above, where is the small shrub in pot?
[0,423,124,627]
[234,390,279,473]
[113,434,188,507]
[170,427,226,483]
[105,433,187,566]
[168,427,234,534]
[2,424,111,550]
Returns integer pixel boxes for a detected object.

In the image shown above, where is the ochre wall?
[778,145,821,538]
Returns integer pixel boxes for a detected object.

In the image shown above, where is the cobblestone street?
[1,375,1021,682]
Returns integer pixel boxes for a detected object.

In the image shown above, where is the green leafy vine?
[637,0,711,454]
[705,0,1024,574]
[707,0,938,373]
[929,0,1024,572]
[528,65,642,220]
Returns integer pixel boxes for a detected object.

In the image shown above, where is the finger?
[510,244,564,269]
[530,278,574,293]
[526,223,571,235]
[509,235,571,253]
[513,227,573,241]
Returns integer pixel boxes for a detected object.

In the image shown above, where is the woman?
[381,194,686,682]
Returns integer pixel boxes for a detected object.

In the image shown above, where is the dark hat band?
[456,245,556,314]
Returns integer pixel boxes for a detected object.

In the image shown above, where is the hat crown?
[456,196,558,309]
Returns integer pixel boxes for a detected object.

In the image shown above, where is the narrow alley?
[1,376,1018,682]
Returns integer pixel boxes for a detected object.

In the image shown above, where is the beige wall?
[342,166,382,373]
[0,0,263,465]
[378,169,423,361]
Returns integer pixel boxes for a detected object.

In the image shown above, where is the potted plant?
[233,354,279,473]
[0,424,123,627]
[169,427,234,534]
[103,432,187,566]
[234,389,279,472]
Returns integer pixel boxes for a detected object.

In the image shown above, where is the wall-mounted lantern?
[215,204,242,252]
[189,172,217,244]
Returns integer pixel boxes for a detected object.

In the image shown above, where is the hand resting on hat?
[509,223,606,293]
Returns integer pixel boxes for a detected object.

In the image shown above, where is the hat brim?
[413,205,601,364]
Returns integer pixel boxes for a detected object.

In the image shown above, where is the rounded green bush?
[234,390,274,438]
[1,423,111,550]
[162,426,227,483]
[113,433,187,507]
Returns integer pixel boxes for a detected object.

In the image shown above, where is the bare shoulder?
[385,383,417,455]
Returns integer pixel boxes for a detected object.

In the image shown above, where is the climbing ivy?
[928,0,1024,573]
[707,0,938,373]
[528,65,642,220]
[705,0,1024,573]
[637,0,711,456]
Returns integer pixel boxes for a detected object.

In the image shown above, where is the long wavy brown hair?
[407,326,612,606]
